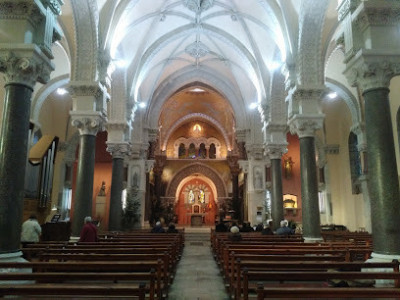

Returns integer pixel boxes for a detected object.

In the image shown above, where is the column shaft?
[364,87,400,255]
[0,84,32,253]
[71,134,96,236]
[232,173,240,221]
[300,136,322,240]
[108,157,124,231]
[271,158,284,231]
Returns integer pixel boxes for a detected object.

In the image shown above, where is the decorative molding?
[68,81,109,116]
[185,41,209,58]
[324,144,340,155]
[70,111,106,136]
[247,144,264,160]
[106,142,131,159]
[106,122,128,132]
[337,0,361,21]
[0,46,54,87]
[354,5,400,31]
[184,0,214,13]
[288,114,324,138]
[0,1,43,22]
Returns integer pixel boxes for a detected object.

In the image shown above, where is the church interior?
[1,0,400,298]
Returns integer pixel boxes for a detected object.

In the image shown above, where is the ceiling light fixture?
[327,92,337,99]
[190,88,205,93]
[249,102,258,110]
[56,88,67,95]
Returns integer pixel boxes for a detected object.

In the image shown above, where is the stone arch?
[297,0,330,87]
[70,0,99,81]
[166,163,228,198]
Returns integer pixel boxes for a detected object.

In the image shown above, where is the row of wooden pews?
[0,230,184,299]
[211,230,400,299]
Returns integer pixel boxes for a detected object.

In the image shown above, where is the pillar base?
[0,251,33,284]
[0,251,25,262]
[364,252,400,287]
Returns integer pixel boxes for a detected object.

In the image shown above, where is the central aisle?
[168,228,230,300]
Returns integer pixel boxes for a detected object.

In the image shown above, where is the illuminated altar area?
[175,179,217,226]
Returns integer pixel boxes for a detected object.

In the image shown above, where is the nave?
[2,227,400,299]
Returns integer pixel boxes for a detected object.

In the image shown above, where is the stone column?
[266,146,286,231]
[339,0,400,259]
[0,0,62,256]
[228,154,241,222]
[363,87,400,254]
[107,143,130,231]
[69,115,104,236]
[289,115,324,241]
[69,82,108,236]
[264,124,287,231]
[151,154,166,223]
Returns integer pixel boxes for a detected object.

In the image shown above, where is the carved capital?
[345,54,400,91]
[0,46,54,87]
[227,154,241,175]
[265,143,288,160]
[288,114,324,138]
[247,144,264,160]
[147,128,159,141]
[337,0,361,21]
[106,142,130,159]
[70,111,106,136]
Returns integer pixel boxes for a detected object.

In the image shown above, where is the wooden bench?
[234,260,399,300]
[256,286,400,299]
[0,261,164,300]
[0,283,146,299]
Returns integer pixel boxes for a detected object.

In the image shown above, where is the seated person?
[166,223,178,233]
[228,225,242,242]
[151,221,165,233]
[240,222,254,232]
[215,220,228,232]
[276,220,294,235]
[261,219,274,235]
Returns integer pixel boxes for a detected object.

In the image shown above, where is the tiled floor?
[168,228,230,300]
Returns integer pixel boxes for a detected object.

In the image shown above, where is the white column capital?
[344,53,400,92]
[288,114,324,138]
[68,81,109,116]
[106,142,131,159]
[70,111,106,136]
[0,46,54,88]
[265,143,288,160]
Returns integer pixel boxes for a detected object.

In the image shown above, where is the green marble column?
[108,157,124,231]
[364,87,400,255]
[71,134,96,236]
[231,172,240,221]
[300,136,322,240]
[271,158,284,231]
[0,84,32,253]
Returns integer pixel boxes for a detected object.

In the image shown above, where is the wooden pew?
[0,283,146,299]
[0,261,164,300]
[0,271,155,300]
[256,286,400,299]
[235,260,399,300]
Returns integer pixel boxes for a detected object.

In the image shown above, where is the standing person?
[79,216,99,242]
[21,214,42,247]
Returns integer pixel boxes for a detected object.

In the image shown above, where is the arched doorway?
[175,176,217,226]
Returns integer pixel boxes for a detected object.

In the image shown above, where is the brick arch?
[166,163,227,198]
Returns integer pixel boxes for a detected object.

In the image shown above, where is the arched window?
[178,143,186,159]
[209,143,216,159]
[188,143,196,158]
[349,132,361,194]
[198,143,206,158]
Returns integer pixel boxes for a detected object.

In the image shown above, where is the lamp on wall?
[283,155,294,179]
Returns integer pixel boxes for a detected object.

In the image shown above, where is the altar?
[190,214,205,226]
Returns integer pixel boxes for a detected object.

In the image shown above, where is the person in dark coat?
[261,219,274,235]
[166,223,178,233]
[151,221,165,233]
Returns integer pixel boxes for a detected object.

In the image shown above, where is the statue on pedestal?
[98,181,106,196]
